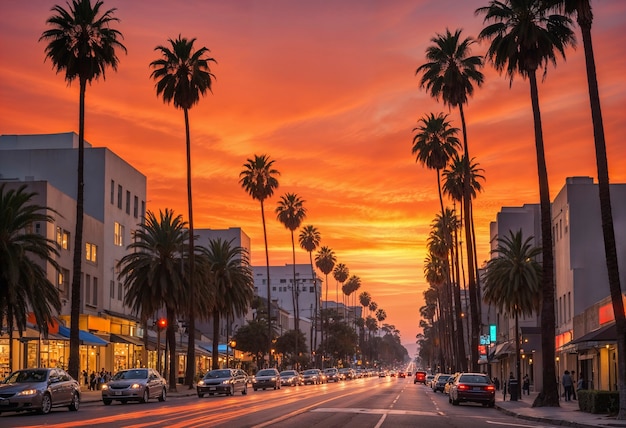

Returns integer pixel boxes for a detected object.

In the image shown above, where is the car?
[425,374,435,387]
[338,367,356,380]
[280,370,302,386]
[398,372,406,378]
[197,368,248,397]
[414,370,427,384]
[323,368,340,382]
[432,374,453,393]
[0,368,80,415]
[252,368,281,391]
[378,370,387,378]
[301,369,324,385]
[102,368,167,404]
[448,373,496,407]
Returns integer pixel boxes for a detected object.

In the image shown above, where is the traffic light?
[157,318,167,329]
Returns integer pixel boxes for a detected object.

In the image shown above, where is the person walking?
[522,374,530,395]
[571,371,577,400]
[562,370,574,401]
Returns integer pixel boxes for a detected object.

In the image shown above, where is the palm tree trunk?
[451,226,467,372]
[290,231,299,362]
[260,199,272,367]
[527,70,558,407]
[470,200,482,323]
[69,78,86,380]
[211,309,220,370]
[167,309,177,392]
[308,251,318,358]
[576,10,626,418]
[183,108,197,387]
[515,312,521,400]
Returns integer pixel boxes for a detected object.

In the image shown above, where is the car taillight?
[458,384,470,391]
[486,385,495,391]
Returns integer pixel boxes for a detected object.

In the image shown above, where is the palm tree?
[551,0,626,416]
[416,28,484,370]
[0,184,62,372]
[275,193,307,333]
[345,274,361,330]
[476,0,575,406]
[333,263,349,317]
[359,292,372,319]
[198,238,254,369]
[239,154,280,364]
[298,225,321,353]
[411,112,461,215]
[376,308,387,336]
[483,230,542,401]
[118,209,188,391]
[315,246,336,365]
[40,0,126,380]
[150,34,216,386]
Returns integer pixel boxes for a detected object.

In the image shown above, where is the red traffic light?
[157,318,167,329]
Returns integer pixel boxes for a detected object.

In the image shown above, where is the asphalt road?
[0,376,560,428]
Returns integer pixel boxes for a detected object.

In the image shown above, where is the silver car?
[101,368,167,405]
[0,368,80,415]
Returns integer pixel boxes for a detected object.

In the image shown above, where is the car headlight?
[198,380,205,386]
[131,383,141,389]
[270,377,276,381]
[18,389,38,396]
[101,384,109,390]
[221,379,232,385]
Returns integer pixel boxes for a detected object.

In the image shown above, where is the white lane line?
[486,420,550,427]
[374,414,387,428]
[312,408,442,417]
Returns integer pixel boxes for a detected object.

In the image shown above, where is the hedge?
[577,390,619,414]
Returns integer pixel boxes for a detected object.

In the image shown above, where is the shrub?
[577,390,619,414]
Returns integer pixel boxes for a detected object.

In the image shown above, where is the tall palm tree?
[476,0,575,406]
[333,263,349,317]
[239,154,280,365]
[359,292,372,319]
[416,28,484,370]
[483,230,542,401]
[345,274,361,330]
[298,225,321,353]
[198,238,254,369]
[150,34,215,386]
[315,246,336,365]
[376,308,387,336]
[118,209,188,391]
[40,0,126,380]
[0,184,62,372]
[551,0,626,416]
[275,193,307,333]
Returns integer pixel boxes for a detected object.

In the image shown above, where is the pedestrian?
[90,371,96,391]
[82,370,88,386]
[522,374,530,395]
[506,371,514,400]
[494,377,500,391]
[571,371,577,400]
[562,370,573,401]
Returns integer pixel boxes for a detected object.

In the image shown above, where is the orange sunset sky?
[1,1,625,356]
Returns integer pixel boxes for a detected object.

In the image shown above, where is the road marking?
[312,408,442,417]
[374,413,387,428]
[486,420,549,427]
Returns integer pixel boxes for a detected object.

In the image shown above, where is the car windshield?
[459,375,489,384]
[113,369,148,380]
[303,370,317,375]
[6,370,47,383]
[257,370,275,376]
[439,375,451,382]
[280,371,296,377]
[205,370,231,379]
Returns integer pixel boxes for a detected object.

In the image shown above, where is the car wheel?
[69,392,80,411]
[452,397,459,406]
[228,385,235,396]
[40,393,52,415]
[103,399,112,405]
[253,388,257,391]
[242,385,247,395]
[141,389,149,403]
[197,392,204,398]
[158,387,166,402]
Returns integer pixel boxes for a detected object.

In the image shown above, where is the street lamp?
[226,339,236,368]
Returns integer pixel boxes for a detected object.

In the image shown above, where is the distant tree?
[274,329,308,368]
[299,225,321,351]
[233,319,271,367]
[40,0,126,380]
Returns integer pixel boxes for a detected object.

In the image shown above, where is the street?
[1,376,560,428]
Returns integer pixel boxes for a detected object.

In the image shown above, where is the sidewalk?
[80,384,197,404]
[495,390,626,428]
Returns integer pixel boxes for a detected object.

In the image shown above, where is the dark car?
[252,368,281,391]
[102,368,167,405]
[280,370,302,387]
[197,369,248,397]
[414,370,427,384]
[398,372,406,378]
[432,374,452,393]
[302,369,324,385]
[448,373,496,407]
[323,368,340,383]
[338,368,355,380]
[0,368,80,415]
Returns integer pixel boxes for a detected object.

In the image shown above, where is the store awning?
[109,334,144,347]
[570,323,616,350]
[58,325,108,346]
[493,341,515,358]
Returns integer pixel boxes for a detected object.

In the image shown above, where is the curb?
[494,403,607,428]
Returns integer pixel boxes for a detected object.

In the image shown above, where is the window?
[85,274,91,305]
[272,286,276,291]
[568,291,571,321]
[141,200,145,219]
[62,230,70,250]
[126,190,131,214]
[309,286,314,293]
[117,184,122,209]
[56,226,62,246]
[92,277,98,306]
[62,268,69,298]
[85,243,97,263]
[111,180,115,204]
[114,222,124,246]
[133,196,138,218]
[35,223,41,235]
[280,279,286,284]
[118,282,123,301]
[110,280,115,299]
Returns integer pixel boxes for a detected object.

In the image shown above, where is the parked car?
[339,368,356,380]
[432,374,453,393]
[448,373,496,407]
[414,370,427,384]
[252,368,281,391]
[301,369,324,385]
[280,370,302,386]
[102,368,167,405]
[425,374,435,387]
[197,369,248,397]
[323,368,341,383]
[0,368,80,415]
